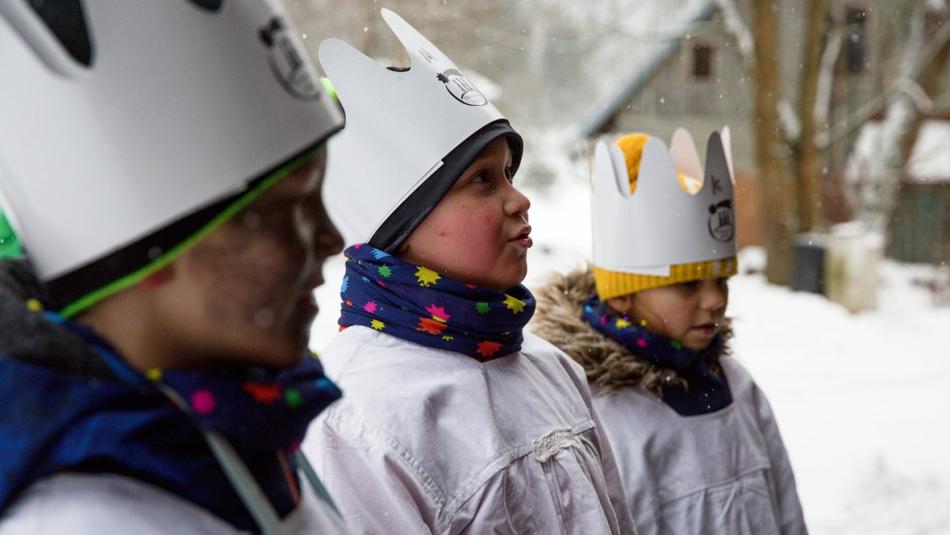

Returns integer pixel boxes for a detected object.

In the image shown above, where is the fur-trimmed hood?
[530,266,732,396]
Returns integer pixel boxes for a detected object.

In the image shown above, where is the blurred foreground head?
[0,0,344,367]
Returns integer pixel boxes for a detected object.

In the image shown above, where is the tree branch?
[817,14,950,149]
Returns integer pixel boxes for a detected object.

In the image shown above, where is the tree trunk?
[753,0,797,285]
[796,0,830,232]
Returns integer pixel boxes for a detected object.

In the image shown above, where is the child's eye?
[504,167,514,183]
[471,172,490,184]
[678,280,702,291]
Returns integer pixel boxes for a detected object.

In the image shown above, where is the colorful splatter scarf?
[339,244,535,361]
[582,297,733,416]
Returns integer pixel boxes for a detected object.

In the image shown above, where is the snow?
[572,0,713,133]
[778,99,802,143]
[848,120,950,183]
[906,121,950,182]
[714,0,754,66]
[311,156,950,534]
[729,255,950,534]
[815,24,842,127]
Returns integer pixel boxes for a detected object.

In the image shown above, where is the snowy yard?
[730,253,950,535]
[311,175,950,534]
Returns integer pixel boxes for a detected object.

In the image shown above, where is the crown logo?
[591,128,737,276]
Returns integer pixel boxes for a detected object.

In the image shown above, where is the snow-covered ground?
[311,174,950,534]
[729,251,950,535]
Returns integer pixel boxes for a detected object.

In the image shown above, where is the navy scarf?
[339,244,535,361]
[0,312,342,533]
[582,297,732,416]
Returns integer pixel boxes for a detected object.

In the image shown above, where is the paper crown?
[319,9,507,245]
[0,0,342,286]
[591,128,737,276]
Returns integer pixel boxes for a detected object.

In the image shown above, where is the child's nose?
[700,280,727,311]
[314,210,344,259]
[504,183,531,218]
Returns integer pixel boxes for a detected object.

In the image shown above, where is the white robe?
[0,471,344,534]
[593,357,807,535]
[304,326,634,534]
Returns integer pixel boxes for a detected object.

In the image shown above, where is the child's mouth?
[691,323,718,337]
[509,226,533,248]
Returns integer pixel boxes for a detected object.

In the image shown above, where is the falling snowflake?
[415,266,441,287]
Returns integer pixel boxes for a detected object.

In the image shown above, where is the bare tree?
[749,0,950,284]
[753,0,797,285]
[863,2,950,234]
[795,0,832,233]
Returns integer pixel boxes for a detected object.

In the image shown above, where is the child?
[303,10,631,534]
[531,131,808,535]
[0,2,349,533]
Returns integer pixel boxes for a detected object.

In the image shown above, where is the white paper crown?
[591,128,738,276]
[0,0,342,282]
[319,9,506,245]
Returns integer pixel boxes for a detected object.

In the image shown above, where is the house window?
[845,7,867,75]
[693,44,714,79]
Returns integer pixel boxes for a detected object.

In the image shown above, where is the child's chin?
[683,337,714,352]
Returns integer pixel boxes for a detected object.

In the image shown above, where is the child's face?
[400,137,532,291]
[157,148,343,368]
[611,277,729,351]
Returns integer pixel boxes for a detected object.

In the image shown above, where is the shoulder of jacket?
[521,332,587,374]
[720,355,756,389]
[0,473,233,535]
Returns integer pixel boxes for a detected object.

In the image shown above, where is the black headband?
[369,120,523,252]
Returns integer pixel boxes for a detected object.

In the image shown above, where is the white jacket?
[304,326,633,534]
[593,358,807,535]
[0,471,345,534]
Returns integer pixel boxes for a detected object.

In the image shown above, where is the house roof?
[848,120,950,184]
[575,0,717,141]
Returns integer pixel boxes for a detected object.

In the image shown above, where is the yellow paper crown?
[593,133,738,300]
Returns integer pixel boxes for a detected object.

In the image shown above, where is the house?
[849,119,950,263]
[573,0,905,248]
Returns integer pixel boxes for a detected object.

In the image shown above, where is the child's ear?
[139,264,175,289]
[605,295,635,316]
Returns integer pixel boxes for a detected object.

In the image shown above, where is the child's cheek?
[655,303,690,339]
[448,209,503,267]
